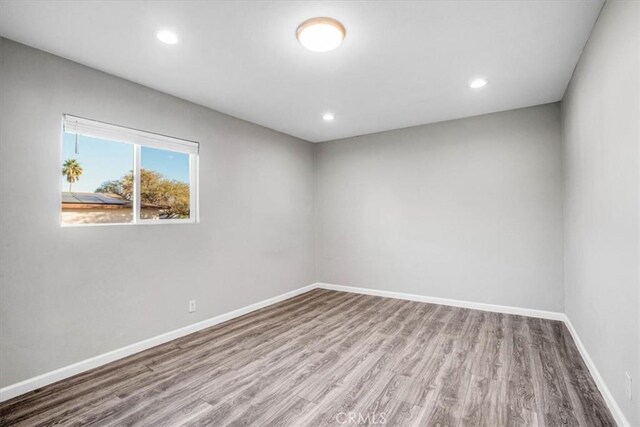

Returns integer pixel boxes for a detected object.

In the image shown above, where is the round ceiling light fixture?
[156,30,179,45]
[322,112,335,121]
[296,17,346,52]
[469,78,488,89]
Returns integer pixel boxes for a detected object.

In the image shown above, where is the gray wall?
[0,38,316,387]
[316,104,564,312]
[562,0,640,424]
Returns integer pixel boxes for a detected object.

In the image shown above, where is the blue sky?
[142,146,190,183]
[62,132,189,193]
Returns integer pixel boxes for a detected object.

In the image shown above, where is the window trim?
[61,115,199,227]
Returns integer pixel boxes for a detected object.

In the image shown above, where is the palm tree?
[62,159,83,192]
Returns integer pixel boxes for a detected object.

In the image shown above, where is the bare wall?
[0,38,316,387]
[562,0,640,424]
[316,104,564,312]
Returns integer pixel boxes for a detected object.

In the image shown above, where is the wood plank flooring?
[0,289,615,426]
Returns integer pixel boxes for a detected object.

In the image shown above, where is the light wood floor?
[0,289,615,426]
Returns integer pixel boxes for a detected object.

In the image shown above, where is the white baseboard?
[316,282,566,321]
[563,317,631,427]
[0,283,317,402]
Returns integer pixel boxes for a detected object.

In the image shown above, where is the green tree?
[96,169,190,219]
[62,159,83,192]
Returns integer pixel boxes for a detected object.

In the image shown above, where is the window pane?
[140,147,190,220]
[61,132,134,225]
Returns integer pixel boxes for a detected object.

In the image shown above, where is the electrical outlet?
[625,372,632,400]
[188,300,196,313]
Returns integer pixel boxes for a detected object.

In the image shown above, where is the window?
[61,115,198,226]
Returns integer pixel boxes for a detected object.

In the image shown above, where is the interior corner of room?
[0,0,638,426]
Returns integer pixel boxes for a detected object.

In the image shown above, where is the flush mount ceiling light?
[156,30,179,45]
[323,113,335,121]
[469,78,488,89]
[296,17,346,52]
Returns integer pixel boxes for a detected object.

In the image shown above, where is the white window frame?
[62,115,199,226]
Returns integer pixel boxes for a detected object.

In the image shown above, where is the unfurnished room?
[0,1,638,426]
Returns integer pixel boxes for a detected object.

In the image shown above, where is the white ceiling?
[0,0,603,142]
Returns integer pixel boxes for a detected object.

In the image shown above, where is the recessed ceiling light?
[156,30,179,45]
[323,113,335,121]
[297,17,346,52]
[469,78,488,89]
